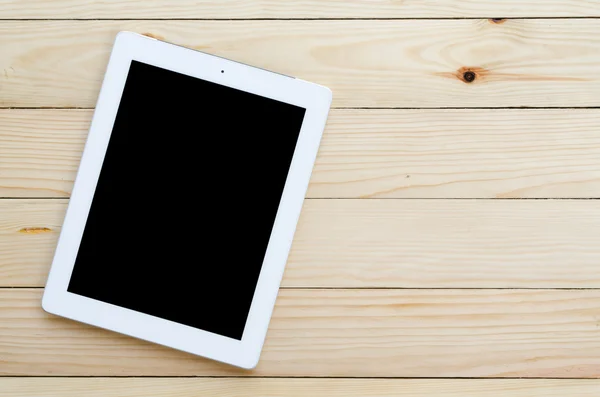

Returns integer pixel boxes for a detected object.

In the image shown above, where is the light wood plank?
[0,200,63,287]
[3,109,600,199]
[1,0,600,19]
[0,110,86,197]
[2,199,600,288]
[2,378,600,396]
[315,109,600,198]
[1,20,599,108]
[3,288,600,377]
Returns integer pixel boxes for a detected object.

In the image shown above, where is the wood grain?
[2,0,600,389]
[0,110,86,197]
[3,199,600,288]
[2,0,600,19]
[2,109,600,199]
[1,20,599,108]
[315,109,600,198]
[0,200,63,287]
[3,288,600,377]
[2,378,600,396]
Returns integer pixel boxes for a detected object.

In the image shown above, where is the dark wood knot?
[463,71,476,83]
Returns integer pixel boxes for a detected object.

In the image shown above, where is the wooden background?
[2,0,600,395]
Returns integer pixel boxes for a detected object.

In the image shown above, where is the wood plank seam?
[2,1,600,19]
[2,105,600,110]
[2,17,600,20]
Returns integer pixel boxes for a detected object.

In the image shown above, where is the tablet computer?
[42,31,332,369]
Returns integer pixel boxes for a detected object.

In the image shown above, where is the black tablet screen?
[67,60,306,340]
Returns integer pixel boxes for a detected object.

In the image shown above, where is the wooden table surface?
[2,1,600,395]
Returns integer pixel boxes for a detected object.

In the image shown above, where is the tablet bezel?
[42,31,332,369]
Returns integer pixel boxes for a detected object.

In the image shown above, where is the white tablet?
[42,31,332,369]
